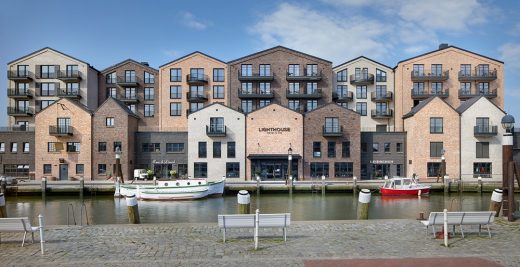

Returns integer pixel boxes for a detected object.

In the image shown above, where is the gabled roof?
[247,102,303,116]
[36,98,93,117]
[95,97,140,119]
[227,45,332,64]
[395,45,504,68]
[159,51,226,68]
[7,47,99,72]
[333,56,393,71]
[304,102,360,116]
[188,102,244,116]
[402,96,458,119]
[455,96,506,114]
[100,59,158,73]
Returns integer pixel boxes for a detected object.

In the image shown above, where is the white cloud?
[499,43,520,69]
[162,49,179,58]
[181,12,208,30]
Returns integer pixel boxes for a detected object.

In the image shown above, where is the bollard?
[477,176,482,194]
[353,176,358,194]
[38,214,45,254]
[489,189,502,217]
[443,175,449,194]
[0,193,6,218]
[126,195,140,224]
[289,176,293,195]
[321,175,326,195]
[79,177,84,199]
[237,190,250,214]
[443,208,448,247]
[256,176,260,195]
[41,177,47,198]
[357,189,371,220]
[254,209,259,250]
[0,177,6,194]
[153,176,157,186]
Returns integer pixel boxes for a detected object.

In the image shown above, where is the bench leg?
[478,225,481,236]
[486,224,491,238]
[222,229,226,243]
[283,227,287,242]
[22,231,27,247]
[432,225,436,237]
[459,225,464,239]
[32,232,34,243]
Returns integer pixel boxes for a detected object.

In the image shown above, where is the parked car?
[134,169,148,180]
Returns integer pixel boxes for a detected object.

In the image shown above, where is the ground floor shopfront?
[249,155,300,181]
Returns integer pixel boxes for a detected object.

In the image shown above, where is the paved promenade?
[0,218,519,266]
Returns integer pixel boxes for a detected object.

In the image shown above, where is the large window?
[107,88,117,98]
[431,64,442,76]
[460,64,471,76]
[241,100,253,113]
[48,142,59,152]
[431,82,443,94]
[342,142,350,158]
[124,88,136,99]
[226,163,240,178]
[170,86,182,99]
[306,64,318,76]
[76,164,84,174]
[98,164,107,175]
[313,142,321,158]
[288,64,300,76]
[3,164,29,177]
[259,100,271,108]
[260,82,271,94]
[210,117,225,133]
[325,117,339,133]
[144,72,155,84]
[213,68,225,82]
[477,64,490,76]
[356,85,367,99]
[427,162,441,177]
[142,143,160,152]
[98,142,107,152]
[170,102,181,116]
[106,72,116,84]
[356,102,367,116]
[241,64,252,76]
[413,64,424,75]
[44,164,52,174]
[194,163,208,178]
[430,142,443,157]
[430,117,443,133]
[67,142,80,152]
[198,142,207,158]
[478,82,490,94]
[144,104,155,117]
[166,143,184,153]
[288,100,300,111]
[106,117,114,127]
[376,69,387,82]
[259,64,271,76]
[310,162,329,178]
[125,70,136,82]
[144,88,154,101]
[476,142,489,158]
[337,70,347,82]
[213,142,221,158]
[335,162,353,178]
[227,142,236,158]
[170,68,181,82]
[213,85,225,99]
[40,65,56,79]
[288,82,300,93]
[40,83,56,96]
[474,162,492,178]
[306,100,317,112]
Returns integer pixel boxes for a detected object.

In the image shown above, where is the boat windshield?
[403,179,411,186]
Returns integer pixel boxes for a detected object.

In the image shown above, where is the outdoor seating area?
[420,211,496,238]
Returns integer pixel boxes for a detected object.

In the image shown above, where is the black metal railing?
[186,92,208,102]
[332,91,354,102]
[286,89,323,99]
[322,125,343,136]
[458,69,497,81]
[411,89,449,99]
[238,71,274,81]
[286,69,322,80]
[237,88,274,98]
[56,90,81,98]
[474,125,498,136]
[7,107,33,115]
[458,88,498,99]
[117,76,139,84]
[411,70,449,81]
[57,70,82,80]
[119,94,139,102]
[49,125,73,136]
[7,70,32,80]
[0,126,34,132]
[206,125,226,136]
[7,88,32,98]
[371,109,393,118]
[370,91,393,101]
[187,74,209,84]
[350,73,374,85]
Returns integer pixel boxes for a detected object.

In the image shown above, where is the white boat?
[115,178,225,200]
[380,177,431,195]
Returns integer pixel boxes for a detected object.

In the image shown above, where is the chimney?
[438,43,449,50]
[141,62,149,66]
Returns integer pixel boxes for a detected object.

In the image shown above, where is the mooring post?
[490,189,503,217]
[443,208,448,247]
[254,209,259,250]
[237,190,250,214]
[256,175,260,195]
[0,193,6,218]
[321,175,326,195]
[0,177,6,194]
[477,176,482,194]
[153,176,157,187]
[357,189,371,220]
[126,195,140,224]
[41,177,47,198]
[79,176,84,199]
[289,176,293,195]
[38,214,45,255]
[443,175,449,194]
[353,176,358,195]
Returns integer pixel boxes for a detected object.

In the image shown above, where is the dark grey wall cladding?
[134,132,188,167]
[360,131,407,179]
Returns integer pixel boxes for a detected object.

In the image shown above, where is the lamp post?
[115,147,124,184]
[287,145,293,186]
[501,114,515,221]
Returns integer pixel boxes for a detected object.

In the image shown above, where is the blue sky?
[1,0,520,125]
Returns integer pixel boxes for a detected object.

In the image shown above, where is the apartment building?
[228,46,333,113]
[6,47,99,127]
[188,103,245,181]
[333,56,395,131]
[0,126,35,178]
[98,59,158,131]
[159,52,228,131]
[395,44,504,128]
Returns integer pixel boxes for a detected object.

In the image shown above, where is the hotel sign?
[370,160,394,164]
[258,127,291,135]
[152,159,176,165]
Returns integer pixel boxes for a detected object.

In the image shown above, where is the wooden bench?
[420,211,496,238]
[217,212,291,243]
[0,217,40,246]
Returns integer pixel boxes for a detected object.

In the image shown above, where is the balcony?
[238,71,274,81]
[286,69,322,81]
[458,89,498,100]
[371,109,393,119]
[0,125,34,132]
[56,90,81,99]
[206,125,226,137]
[458,69,497,82]
[411,89,449,100]
[57,70,82,82]
[119,95,139,103]
[350,74,374,85]
[7,107,33,116]
[322,125,343,137]
[238,89,274,99]
[370,91,393,102]
[186,74,209,85]
[7,88,32,99]
[186,92,208,102]
[411,70,449,82]
[49,125,73,136]
[7,70,33,82]
[332,91,354,103]
[117,76,139,87]
[286,89,323,99]
[474,125,498,137]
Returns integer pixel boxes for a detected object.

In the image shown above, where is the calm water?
[4,192,514,225]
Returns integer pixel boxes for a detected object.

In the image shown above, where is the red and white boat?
[380,177,430,195]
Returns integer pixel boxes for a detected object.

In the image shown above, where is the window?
[396,164,403,176]
[144,72,155,84]
[306,100,317,112]
[23,142,29,153]
[99,142,107,152]
[241,100,253,113]
[460,82,471,94]
[16,65,29,76]
[361,142,367,153]
[194,163,208,178]
[328,141,336,158]
[144,104,155,117]
[474,162,492,178]
[209,117,225,134]
[16,82,29,96]
[477,64,490,76]
[259,64,271,76]
[376,103,387,115]
[67,142,80,152]
[460,64,471,76]
[0,143,4,153]
[335,162,353,178]
[413,82,425,94]
[226,163,240,178]
[310,162,329,177]
[430,118,443,133]
[114,142,122,152]
[213,142,221,158]
[178,164,187,177]
[213,68,225,82]
[166,143,184,153]
[98,164,107,175]
[142,143,160,152]
[16,100,29,112]
[427,163,441,177]
[76,164,84,174]
[48,142,59,152]
[241,82,253,93]
[66,82,79,94]
[396,143,403,153]
[40,65,56,79]
[478,82,490,94]
[10,142,17,153]
[44,164,52,174]
[384,143,390,153]
[288,100,300,111]
[430,142,443,157]
[288,82,300,93]
[106,117,114,127]
[190,103,204,113]
[376,69,387,82]
[144,88,154,101]
[128,103,136,113]
[313,142,321,157]
[40,83,56,96]
[3,164,29,176]
[325,117,339,133]
[306,64,318,76]
[106,72,116,84]
[213,85,225,99]
[124,88,136,100]
[260,82,271,94]
[306,82,318,94]
[337,70,347,82]
[170,86,182,99]
[170,102,181,116]
[259,100,271,108]
[431,82,443,94]
[412,64,424,75]
[336,85,348,98]
[375,85,387,98]
[227,142,236,158]
[356,102,367,116]
[170,68,181,82]
[125,70,136,82]
[107,88,117,98]
[288,64,300,76]
[342,142,350,158]
[431,64,442,76]
[198,142,207,158]
[373,143,379,153]
[356,86,367,99]
[241,64,252,76]
[476,142,489,158]
[40,100,54,110]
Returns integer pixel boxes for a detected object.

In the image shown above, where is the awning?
[247,154,302,160]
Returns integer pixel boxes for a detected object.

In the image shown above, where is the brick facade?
[0,129,35,178]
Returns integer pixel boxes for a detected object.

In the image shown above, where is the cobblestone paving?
[0,218,519,266]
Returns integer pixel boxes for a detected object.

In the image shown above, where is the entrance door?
[59,164,68,180]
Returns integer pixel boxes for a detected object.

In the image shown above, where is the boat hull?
[380,187,430,195]
[115,178,225,200]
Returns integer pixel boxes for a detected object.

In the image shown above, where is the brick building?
[0,127,35,178]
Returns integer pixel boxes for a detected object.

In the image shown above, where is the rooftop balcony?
[370,91,393,102]
[56,90,81,99]
[286,89,323,99]
[7,88,32,99]
[238,71,274,81]
[237,89,274,99]
[7,107,33,116]
[474,125,498,137]
[458,89,497,100]
[57,70,82,82]
[458,69,497,82]
[206,125,226,137]
[119,94,139,103]
[411,89,449,100]
[117,76,139,87]
[350,74,374,85]
[371,109,393,119]
[49,125,73,136]
[322,125,343,137]
[411,70,449,82]
[7,70,33,82]
[186,92,208,102]
[332,91,354,103]
[286,69,322,81]
[187,74,209,85]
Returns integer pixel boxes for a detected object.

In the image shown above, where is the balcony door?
[125,70,136,82]
[190,68,204,79]
[376,85,386,98]
[210,117,224,133]
[325,117,339,133]
[413,64,424,76]
[17,65,28,76]
[17,100,29,111]
[337,85,347,97]
[66,65,78,76]
[288,64,300,76]
[125,88,136,99]
[376,103,387,115]
[57,118,71,133]
[476,117,490,132]
[306,82,317,94]
[478,82,489,94]
[413,82,424,94]
[477,64,489,76]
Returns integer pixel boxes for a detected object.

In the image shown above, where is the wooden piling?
[477,176,482,194]
[126,195,140,224]
[357,189,371,220]
[79,177,84,199]
[41,177,47,198]
[289,176,293,195]
[237,190,250,214]
[0,193,6,218]
[321,176,326,195]
[0,177,6,194]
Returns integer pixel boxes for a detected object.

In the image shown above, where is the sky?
[1,0,520,125]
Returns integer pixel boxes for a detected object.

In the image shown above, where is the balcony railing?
[7,107,34,116]
[206,125,227,137]
[411,70,449,81]
[322,125,343,137]
[371,109,393,119]
[411,89,449,99]
[286,89,323,99]
[238,71,274,81]
[332,91,354,103]
[474,125,498,137]
[0,126,35,132]
[237,89,274,99]
[350,74,374,85]
[117,76,139,86]
[57,70,82,81]
[186,92,208,102]
[119,94,139,103]
[187,74,209,84]
[7,88,32,99]
[458,88,498,99]
[49,125,73,136]
[370,91,393,102]
[56,90,81,98]
[286,69,322,81]
[458,69,497,82]
[7,70,33,81]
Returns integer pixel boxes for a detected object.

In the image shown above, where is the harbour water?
[5,192,516,225]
